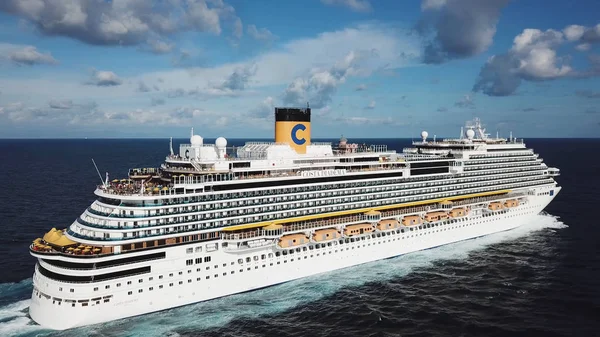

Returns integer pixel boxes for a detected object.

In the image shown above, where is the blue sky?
[0,0,599,138]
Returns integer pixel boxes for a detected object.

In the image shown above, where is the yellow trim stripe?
[221,190,511,232]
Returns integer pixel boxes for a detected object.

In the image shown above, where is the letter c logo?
[291,124,306,145]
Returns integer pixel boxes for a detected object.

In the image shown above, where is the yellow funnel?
[274,107,311,154]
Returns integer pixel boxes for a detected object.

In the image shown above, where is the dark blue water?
[0,138,598,337]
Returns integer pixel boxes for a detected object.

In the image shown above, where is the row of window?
[85,166,546,229]
[72,174,552,242]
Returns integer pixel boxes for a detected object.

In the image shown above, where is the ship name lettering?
[301,169,347,177]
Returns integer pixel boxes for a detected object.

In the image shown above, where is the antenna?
[460,127,463,140]
[191,127,194,139]
[496,131,499,139]
[169,137,174,156]
[92,159,106,187]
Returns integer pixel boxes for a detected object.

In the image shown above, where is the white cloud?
[247,25,275,42]
[49,99,73,109]
[233,18,243,39]
[0,23,420,128]
[563,25,585,41]
[0,44,58,66]
[575,43,591,52]
[364,100,376,109]
[334,116,405,126]
[147,39,174,54]
[454,93,475,108]
[283,51,364,108]
[87,70,123,86]
[421,0,446,10]
[321,0,372,13]
[0,0,242,50]
[418,0,510,63]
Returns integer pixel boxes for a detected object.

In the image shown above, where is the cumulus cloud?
[418,0,510,64]
[232,18,243,39]
[334,116,406,126]
[473,26,600,96]
[454,93,475,108]
[564,24,600,45]
[355,83,367,91]
[189,63,258,98]
[1,100,98,123]
[283,51,365,109]
[48,99,73,109]
[0,0,242,50]
[321,0,372,12]
[0,24,420,131]
[563,25,585,41]
[217,63,257,91]
[249,96,275,119]
[3,45,58,66]
[247,25,275,42]
[87,70,123,87]
[364,100,376,110]
[147,39,174,54]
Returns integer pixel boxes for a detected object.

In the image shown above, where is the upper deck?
[100,117,533,198]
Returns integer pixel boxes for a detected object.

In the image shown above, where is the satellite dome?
[191,134,203,146]
[421,131,428,140]
[215,137,227,148]
[466,129,475,140]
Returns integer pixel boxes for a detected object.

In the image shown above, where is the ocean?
[0,138,598,337]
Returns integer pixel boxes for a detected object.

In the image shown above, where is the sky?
[0,0,599,139]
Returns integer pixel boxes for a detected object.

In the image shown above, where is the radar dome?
[421,131,428,139]
[215,137,227,148]
[191,134,203,146]
[466,129,475,140]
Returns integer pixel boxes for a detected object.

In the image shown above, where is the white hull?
[29,188,559,330]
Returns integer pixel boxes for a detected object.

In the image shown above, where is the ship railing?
[35,264,150,284]
[283,215,363,233]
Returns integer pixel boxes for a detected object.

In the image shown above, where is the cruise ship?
[28,107,561,330]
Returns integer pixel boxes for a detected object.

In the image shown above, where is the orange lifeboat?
[278,234,309,248]
[423,211,448,222]
[488,202,504,210]
[504,199,519,208]
[344,223,374,236]
[401,215,422,226]
[449,207,467,218]
[312,228,341,242]
[377,219,399,231]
